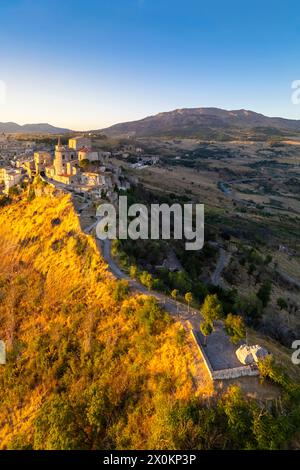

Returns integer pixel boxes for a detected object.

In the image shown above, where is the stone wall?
[212,365,259,380]
[190,327,214,380]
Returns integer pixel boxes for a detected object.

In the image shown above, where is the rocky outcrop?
[236,344,269,365]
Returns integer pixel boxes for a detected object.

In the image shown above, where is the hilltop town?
[0,134,131,200]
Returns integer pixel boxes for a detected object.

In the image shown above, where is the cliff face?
[0,190,210,449]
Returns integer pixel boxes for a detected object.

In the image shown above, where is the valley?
[105,136,300,350]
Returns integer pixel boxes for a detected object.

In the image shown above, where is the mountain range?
[0,122,71,134]
[100,107,300,138]
[2,107,300,138]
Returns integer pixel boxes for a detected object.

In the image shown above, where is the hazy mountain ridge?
[0,122,72,134]
[100,107,300,137]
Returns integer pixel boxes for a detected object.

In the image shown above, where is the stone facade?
[69,136,91,151]
[54,138,77,175]
[78,147,99,162]
[1,168,23,193]
[34,151,52,174]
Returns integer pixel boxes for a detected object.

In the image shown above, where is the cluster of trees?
[112,186,218,305]
[199,294,245,346]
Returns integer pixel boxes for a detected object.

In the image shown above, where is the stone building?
[78,147,99,162]
[0,168,23,193]
[54,137,77,175]
[80,171,112,187]
[43,136,128,193]
[34,151,52,174]
[69,136,91,151]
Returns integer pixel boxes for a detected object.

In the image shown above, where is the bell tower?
[54,136,64,175]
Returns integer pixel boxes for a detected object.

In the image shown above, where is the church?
[45,136,99,185]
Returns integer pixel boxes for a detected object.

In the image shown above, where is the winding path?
[211,248,232,286]
[84,220,243,371]
[84,220,200,320]
[42,175,249,375]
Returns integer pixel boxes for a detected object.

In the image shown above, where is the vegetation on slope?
[0,186,299,449]
[0,189,211,449]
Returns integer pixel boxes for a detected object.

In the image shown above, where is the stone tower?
[54,136,76,175]
[54,136,64,175]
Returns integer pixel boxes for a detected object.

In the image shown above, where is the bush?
[113,280,129,302]
[224,314,246,344]
[257,355,290,390]
[257,281,272,308]
[277,297,288,311]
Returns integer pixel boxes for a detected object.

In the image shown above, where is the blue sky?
[0,0,300,129]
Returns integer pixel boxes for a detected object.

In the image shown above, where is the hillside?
[0,122,72,134]
[0,184,299,450]
[100,107,300,138]
[0,186,212,449]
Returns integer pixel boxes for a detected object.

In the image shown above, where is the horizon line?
[1,105,300,132]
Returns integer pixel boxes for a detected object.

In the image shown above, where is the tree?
[224,314,246,344]
[200,321,213,346]
[129,265,138,279]
[136,297,169,335]
[264,254,273,265]
[277,297,287,311]
[113,280,129,302]
[170,271,192,294]
[171,289,179,315]
[252,408,289,450]
[201,294,223,325]
[9,186,20,196]
[79,158,89,169]
[257,281,272,308]
[34,396,88,450]
[234,294,263,327]
[7,435,33,450]
[257,355,290,390]
[140,271,153,291]
[221,385,255,445]
[184,292,193,313]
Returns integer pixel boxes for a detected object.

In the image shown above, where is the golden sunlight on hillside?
[0,191,212,449]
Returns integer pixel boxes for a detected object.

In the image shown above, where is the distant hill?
[0,122,72,134]
[100,107,300,138]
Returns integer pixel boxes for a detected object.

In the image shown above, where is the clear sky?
[0,0,300,130]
